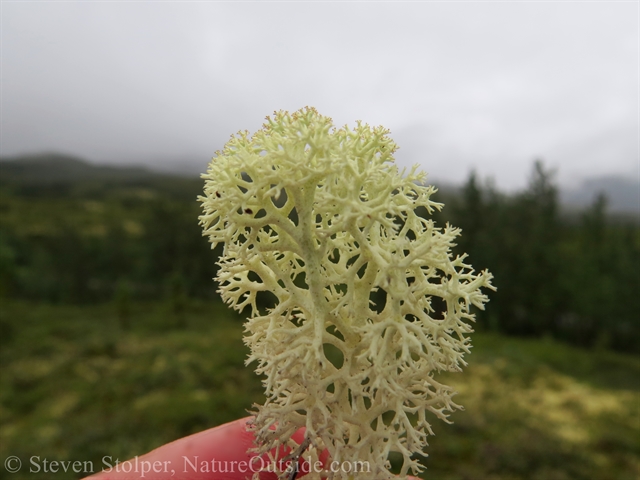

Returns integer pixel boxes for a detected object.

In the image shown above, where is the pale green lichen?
[199,107,495,479]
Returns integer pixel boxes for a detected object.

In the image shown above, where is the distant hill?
[0,153,158,184]
[0,153,202,199]
[561,175,639,215]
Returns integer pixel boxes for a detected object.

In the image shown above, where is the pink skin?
[85,417,275,480]
[84,417,419,480]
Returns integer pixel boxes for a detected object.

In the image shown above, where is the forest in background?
[1,153,638,353]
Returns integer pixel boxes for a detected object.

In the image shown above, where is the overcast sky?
[1,1,637,190]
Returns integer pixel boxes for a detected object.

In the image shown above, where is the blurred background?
[1,2,638,480]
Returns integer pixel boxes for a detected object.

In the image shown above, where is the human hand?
[85,417,272,480]
[84,417,420,480]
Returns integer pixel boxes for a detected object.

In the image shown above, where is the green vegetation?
[0,154,220,303]
[2,155,638,351]
[443,162,640,352]
[1,300,637,480]
[0,300,262,480]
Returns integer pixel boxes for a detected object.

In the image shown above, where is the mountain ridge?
[2,153,637,214]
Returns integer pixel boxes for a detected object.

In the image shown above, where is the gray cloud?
[1,1,637,189]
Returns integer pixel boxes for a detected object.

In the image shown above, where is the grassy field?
[1,300,638,480]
